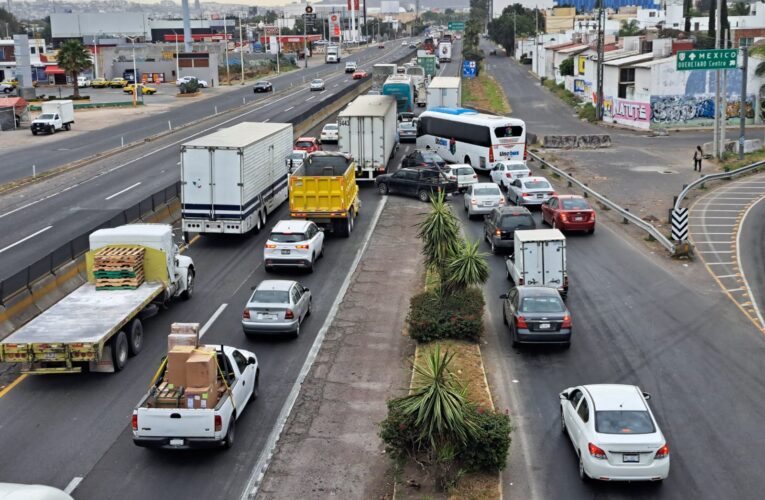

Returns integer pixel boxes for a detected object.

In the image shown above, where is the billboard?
[328,14,341,38]
[347,0,360,10]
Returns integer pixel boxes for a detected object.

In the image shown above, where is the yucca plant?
[390,345,476,450]
[444,238,490,293]
[417,192,461,281]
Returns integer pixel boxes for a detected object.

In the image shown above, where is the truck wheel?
[64,123,71,131]
[127,319,144,357]
[181,269,194,300]
[111,331,129,371]
[223,418,236,449]
[418,190,429,202]
[378,183,389,195]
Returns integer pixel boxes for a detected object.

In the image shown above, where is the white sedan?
[443,164,477,192]
[560,384,670,482]
[490,161,531,190]
[507,176,555,207]
[320,123,339,143]
[464,182,505,219]
[310,79,325,91]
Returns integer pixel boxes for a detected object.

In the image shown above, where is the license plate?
[537,194,543,198]
[44,352,58,359]
[575,216,583,221]
[538,323,551,330]
[281,249,290,255]
[623,454,640,463]
[483,201,494,206]
[258,314,276,320]
[170,439,184,447]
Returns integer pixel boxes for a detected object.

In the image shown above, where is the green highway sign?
[676,49,739,71]
[448,21,465,31]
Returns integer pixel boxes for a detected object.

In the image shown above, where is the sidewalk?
[257,196,424,499]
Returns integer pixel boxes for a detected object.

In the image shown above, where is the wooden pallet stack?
[94,247,146,290]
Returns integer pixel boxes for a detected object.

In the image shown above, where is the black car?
[253,81,273,93]
[401,150,446,170]
[376,167,458,202]
[500,286,571,347]
[483,206,536,254]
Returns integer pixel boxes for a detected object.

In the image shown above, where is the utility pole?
[239,13,245,84]
[596,2,605,120]
[739,46,748,160]
[224,13,230,84]
[720,29,728,156]
[303,12,308,68]
[713,0,722,159]
[513,10,516,54]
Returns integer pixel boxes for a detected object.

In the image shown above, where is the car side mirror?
[250,286,257,290]
[248,357,256,365]
[642,392,651,400]
[499,294,508,299]
[303,287,310,292]
[559,391,570,400]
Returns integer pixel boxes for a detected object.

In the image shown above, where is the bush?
[407,288,485,343]
[579,103,597,122]
[458,407,512,472]
[179,80,199,94]
[379,400,419,460]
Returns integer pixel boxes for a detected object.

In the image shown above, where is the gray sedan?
[242,280,312,338]
[500,285,571,347]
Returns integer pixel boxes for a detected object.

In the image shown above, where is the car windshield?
[270,232,307,243]
[499,214,534,230]
[312,80,323,84]
[251,290,290,303]
[256,81,268,86]
[523,180,551,190]
[595,411,656,435]
[422,152,442,162]
[494,125,524,138]
[519,296,565,313]
[38,114,55,120]
[473,186,501,196]
[562,198,591,210]
[295,141,314,148]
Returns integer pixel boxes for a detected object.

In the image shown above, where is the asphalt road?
[0,42,418,284]
[740,196,765,316]
[0,41,415,183]
[450,176,765,498]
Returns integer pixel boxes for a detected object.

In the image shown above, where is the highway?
[0,42,417,284]
[739,192,765,321]
[0,41,412,183]
[0,52,460,499]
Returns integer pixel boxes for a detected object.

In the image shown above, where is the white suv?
[344,61,357,73]
[264,220,325,272]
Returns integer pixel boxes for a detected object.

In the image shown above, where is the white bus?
[416,108,527,170]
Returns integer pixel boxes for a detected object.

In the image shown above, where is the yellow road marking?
[0,374,27,398]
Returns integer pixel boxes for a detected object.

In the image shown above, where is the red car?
[294,137,321,153]
[352,70,368,79]
[378,44,385,49]
[541,195,596,234]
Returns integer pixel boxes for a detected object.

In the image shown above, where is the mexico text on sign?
[676,49,739,71]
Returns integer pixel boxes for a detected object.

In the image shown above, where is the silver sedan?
[242,280,312,338]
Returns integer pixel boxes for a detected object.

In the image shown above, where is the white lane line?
[697,250,734,254]
[263,118,270,122]
[699,209,740,212]
[736,196,765,329]
[63,477,83,495]
[726,287,746,292]
[284,106,294,112]
[717,274,740,279]
[692,232,733,235]
[693,241,732,244]
[306,96,315,101]
[319,90,327,94]
[104,181,142,201]
[707,261,735,265]
[333,84,339,87]
[0,225,53,254]
[241,196,389,500]
[689,216,738,219]
[689,224,735,227]
[200,303,228,338]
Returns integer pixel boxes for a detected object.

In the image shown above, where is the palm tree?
[417,192,461,282]
[750,44,765,77]
[390,345,476,450]
[444,239,489,293]
[618,20,643,37]
[56,39,92,98]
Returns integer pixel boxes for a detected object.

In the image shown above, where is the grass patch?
[462,71,511,114]
[720,147,765,170]
[542,78,579,107]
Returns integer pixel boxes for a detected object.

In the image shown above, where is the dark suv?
[376,167,458,202]
[483,206,536,254]
[401,150,446,170]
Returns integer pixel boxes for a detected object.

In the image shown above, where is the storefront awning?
[44,65,66,75]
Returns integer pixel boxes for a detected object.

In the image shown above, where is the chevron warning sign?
[671,207,689,241]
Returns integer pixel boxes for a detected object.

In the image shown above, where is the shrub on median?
[459,406,512,472]
[407,287,485,343]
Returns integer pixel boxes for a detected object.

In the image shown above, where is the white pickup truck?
[31,100,75,135]
[132,345,259,450]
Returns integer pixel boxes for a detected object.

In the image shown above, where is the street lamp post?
[125,36,140,108]
[224,13,230,85]
[239,13,245,84]
[171,29,180,80]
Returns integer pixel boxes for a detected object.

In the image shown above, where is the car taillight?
[489,146,495,163]
[515,315,528,328]
[522,193,532,197]
[499,197,505,205]
[285,309,295,319]
[131,414,138,431]
[214,415,222,432]
[243,309,250,320]
[265,243,277,249]
[655,444,669,459]
[590,212,596,221]
[505,173,512,178]
[295,244,309,249]
[560,213,568,222]
[471,198,477,205]
[524,140,528,160]
[561,315,572,328]
[495,229,502,236]
[473,174,478,179]
[550,192,557,196]
[588,443,607,459]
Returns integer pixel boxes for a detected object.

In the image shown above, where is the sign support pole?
[739,46,748,160]
[714,0,722,160]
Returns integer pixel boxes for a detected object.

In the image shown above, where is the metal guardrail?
[529,152,676,254]
[673,160,765,212]
[0,182,180,305]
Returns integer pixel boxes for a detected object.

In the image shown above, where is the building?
[0,37,50,83]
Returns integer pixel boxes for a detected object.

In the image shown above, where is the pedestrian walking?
[693,146,703,172]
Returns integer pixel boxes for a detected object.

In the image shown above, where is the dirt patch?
[462,73,511,115]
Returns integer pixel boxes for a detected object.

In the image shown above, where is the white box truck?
[505,229,568,297]
[31,100,74,134]
[437,41,453,62]
[326,45,341,63]
[181,122,293,236]
[0,224,195,374]
[427,77,462,109]
[338,95,398,180]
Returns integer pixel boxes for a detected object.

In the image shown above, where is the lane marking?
[104,181,141,201]
[693,241,732,244]
[333,84,339,87]
[735,195,765,330]
[319,90,326,94]
[241,195,389,500]
[263,118,270,122]
[200,303,228,338]
[0,225,53,254]
[0,373,27,398]
[63,477,83,495]
[707,262,735,265]
[284,106,294,112]
[697,250,734,254]
[716,274,740,278]
[306,96,315,101]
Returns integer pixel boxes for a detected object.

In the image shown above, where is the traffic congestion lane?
[450,183,765,499]
[0,45,415,282]
[0,43,415,183]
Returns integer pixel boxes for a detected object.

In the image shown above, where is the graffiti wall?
[604,97,651,130]
[565,75,593,98]
[649,95,755,127]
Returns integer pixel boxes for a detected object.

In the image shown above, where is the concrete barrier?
[577,135,612,149]
[1,289,41,333]
[543,134,611,149]
[703,139,763,156]
[30,273,66,312]
[543,135,578,149]
[0,304,14,339]
[53,259,87,296]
